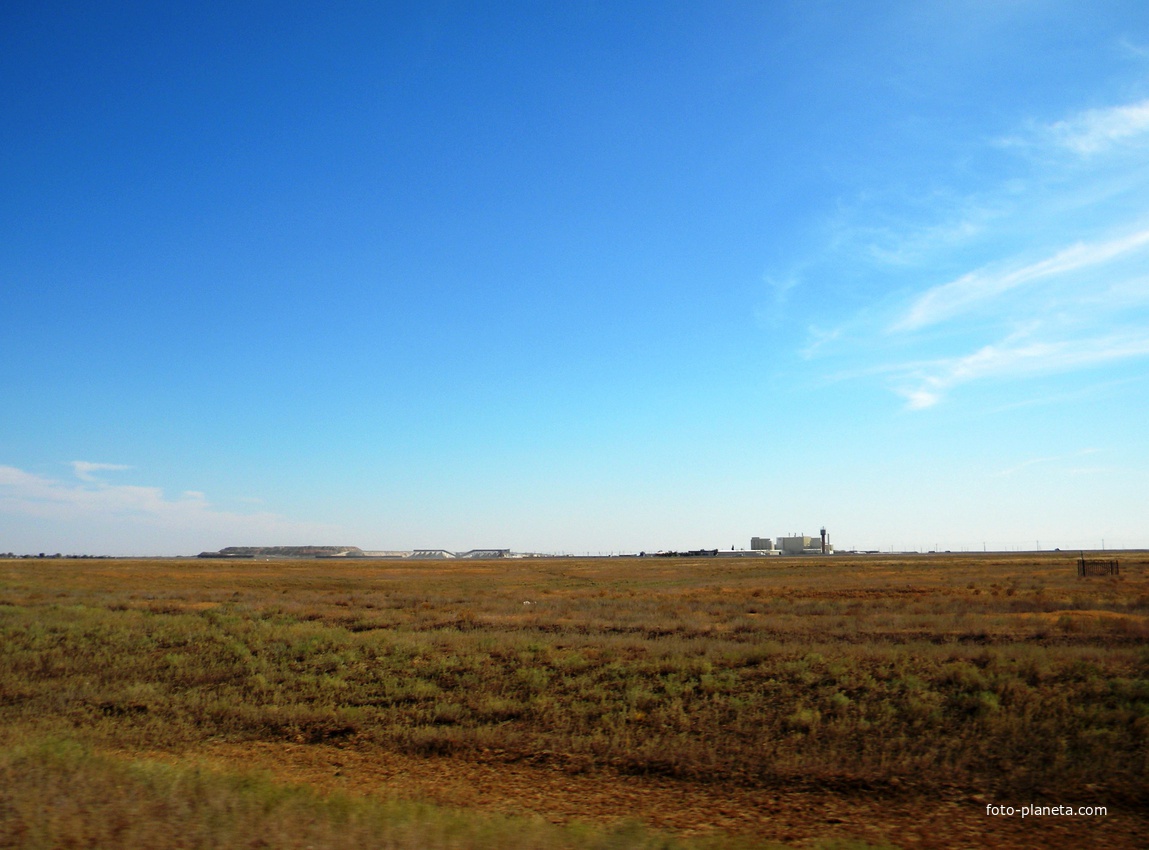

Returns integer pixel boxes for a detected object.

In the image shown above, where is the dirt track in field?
[111,741,1147,850]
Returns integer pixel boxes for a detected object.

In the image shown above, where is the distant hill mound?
[197,546,364,559]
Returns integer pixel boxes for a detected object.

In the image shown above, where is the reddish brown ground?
[105,741,1146,850]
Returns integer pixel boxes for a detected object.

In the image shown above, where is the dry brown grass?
[1,552,1146,848]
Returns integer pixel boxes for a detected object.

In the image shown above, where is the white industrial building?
[751,528,833,555]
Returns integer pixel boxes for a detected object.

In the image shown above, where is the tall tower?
[820,527,827,554]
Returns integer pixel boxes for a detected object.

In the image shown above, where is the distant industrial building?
[198,546,513,560]
[750,527,833,555]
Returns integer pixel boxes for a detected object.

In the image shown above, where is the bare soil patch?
[102,740,1147,849]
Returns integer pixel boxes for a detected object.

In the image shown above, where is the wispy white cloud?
[798,92,1149,410]
[765,273,799,302]
[1119,38,1149,59]
[996,448,1099,477]
[892,226,1149,331]
[800,325,842,359]
[892,330,1149,409]
[866,216,986,267]
[998,97,1149,157]
[0,464,337,554]
[753,272,802,327]
[1066,465,1115,476]
[902,388,942,411]
[1049,98,1149,155]
[984,373,1146,413]
[70,460,131,482]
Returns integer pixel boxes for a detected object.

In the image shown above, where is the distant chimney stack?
[820,527,827,554]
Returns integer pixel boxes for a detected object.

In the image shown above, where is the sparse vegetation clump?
[0,553,1146,847]
[0,738,740,850]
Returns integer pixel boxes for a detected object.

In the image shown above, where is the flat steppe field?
[0,552,1146,849]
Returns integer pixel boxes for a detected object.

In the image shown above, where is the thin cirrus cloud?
[894,330,1149,410]
[995,448,1099,478]
[70,460,132,482]
[1049,97,1149,156]
[0,463,337,553]
[817,95,1149,410]
[891,226,1149,332]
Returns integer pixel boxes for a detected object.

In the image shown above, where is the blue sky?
[2,1,1148,555]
